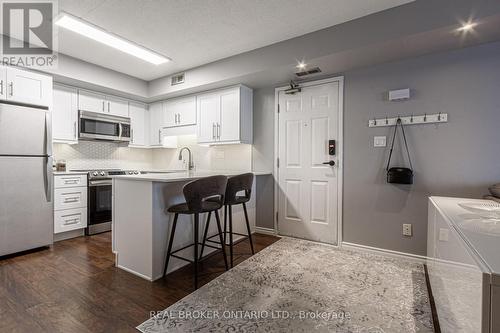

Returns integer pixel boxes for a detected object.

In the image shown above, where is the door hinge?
[276,158,280,168]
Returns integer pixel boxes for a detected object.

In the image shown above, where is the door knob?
[322,161,335,166]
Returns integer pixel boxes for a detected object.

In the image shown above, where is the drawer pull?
[63,179,79,184]
[63,218,80,225]
[63,197,79,203]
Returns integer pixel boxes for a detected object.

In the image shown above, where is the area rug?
[137,238,434,333]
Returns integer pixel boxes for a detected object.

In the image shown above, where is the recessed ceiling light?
[55,12,170,65]
[297,61,307,70]
[457,21,477,32]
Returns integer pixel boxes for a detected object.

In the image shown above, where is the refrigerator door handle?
[45,112,52,156]
[44,156,53,202]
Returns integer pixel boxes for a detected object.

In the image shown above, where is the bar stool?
[201,173,254,268]
[163,175,228,289]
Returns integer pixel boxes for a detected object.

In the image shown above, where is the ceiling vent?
[295,67,322,77]
[171,73,185,86]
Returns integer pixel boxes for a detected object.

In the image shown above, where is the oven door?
[88,179,112,226]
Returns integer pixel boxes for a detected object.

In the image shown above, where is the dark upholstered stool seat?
[167,201,222,214]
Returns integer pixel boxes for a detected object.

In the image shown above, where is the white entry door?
[277,79,342,244]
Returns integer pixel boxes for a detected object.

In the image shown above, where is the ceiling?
[56,0,414,81]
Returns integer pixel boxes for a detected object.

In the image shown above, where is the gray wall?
[253,41,500,255]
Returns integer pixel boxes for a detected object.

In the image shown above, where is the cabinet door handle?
[217,123,220,139]
[212,123,215,139]
[158,129,161,144]
[102,101,105,112]
[0,80,3,95]
[74,121,77,139]
[174,113,177,124]
[9,82,13,96]
[131,128,134,143]
[108,101,110,113]
[178,113,181,124]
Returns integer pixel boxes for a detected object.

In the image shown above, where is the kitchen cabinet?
[164,96,196,128]
[129,102,148,147]
[149,102,164,146]
[78,89,106,113]
[197,85,253,144]
[52,85,78,144]
[78,89,129,117]
[0,65,52,107]
[54,173,88,234]
[106,95,129,117]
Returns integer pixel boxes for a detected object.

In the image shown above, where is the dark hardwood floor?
[0,232,280,333]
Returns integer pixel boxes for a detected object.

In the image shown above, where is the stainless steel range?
[71,169,140,235]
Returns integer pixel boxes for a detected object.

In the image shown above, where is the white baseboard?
[254,226,277,236]
[341,241,428,263]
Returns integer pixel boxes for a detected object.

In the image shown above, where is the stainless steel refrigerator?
[0,102,53,256]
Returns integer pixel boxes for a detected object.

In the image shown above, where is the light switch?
[374,136,386,147]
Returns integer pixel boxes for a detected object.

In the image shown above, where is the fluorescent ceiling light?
[55,13,170,65]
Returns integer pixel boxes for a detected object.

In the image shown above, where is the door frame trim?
[273,76,344,246]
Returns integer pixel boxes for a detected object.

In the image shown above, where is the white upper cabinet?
[0,65,52,107]
[164,96,196,128]
[106,96,129,117]
[52,85,78,144]
[197,85,253,144]
[197,92,220,143]
[129,102,148,147]
[78,89,106,113]
[149,102,164,146]
[78,89,129,117]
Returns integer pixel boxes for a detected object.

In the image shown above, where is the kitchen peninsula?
[111,170,271,281]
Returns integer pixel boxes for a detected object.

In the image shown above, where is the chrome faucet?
[178,147,194,170]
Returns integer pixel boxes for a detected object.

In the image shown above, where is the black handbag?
[386,118,414,184]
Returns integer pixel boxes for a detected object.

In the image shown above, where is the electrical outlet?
[402,224,412,237]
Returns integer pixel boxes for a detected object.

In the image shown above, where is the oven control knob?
[100,171,105,176]
[93,171,98,176]
[134,171,139,175]
[128,171,133,175]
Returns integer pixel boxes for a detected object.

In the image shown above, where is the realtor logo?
[1,0,58,68]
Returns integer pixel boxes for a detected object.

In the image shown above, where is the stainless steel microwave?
[79,111,131,142]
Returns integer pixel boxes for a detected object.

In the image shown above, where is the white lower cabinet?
[54,208,87,234]
[54,174,88,234]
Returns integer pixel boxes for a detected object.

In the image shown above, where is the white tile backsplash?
[53,141,154,170]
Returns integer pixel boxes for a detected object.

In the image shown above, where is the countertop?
[111,170,272,182]
[53,171,88,175]
[430,196,500,276]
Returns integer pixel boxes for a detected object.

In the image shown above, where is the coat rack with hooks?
[368,113,448,127]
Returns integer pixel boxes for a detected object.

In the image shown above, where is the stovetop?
[70,169,141,179]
